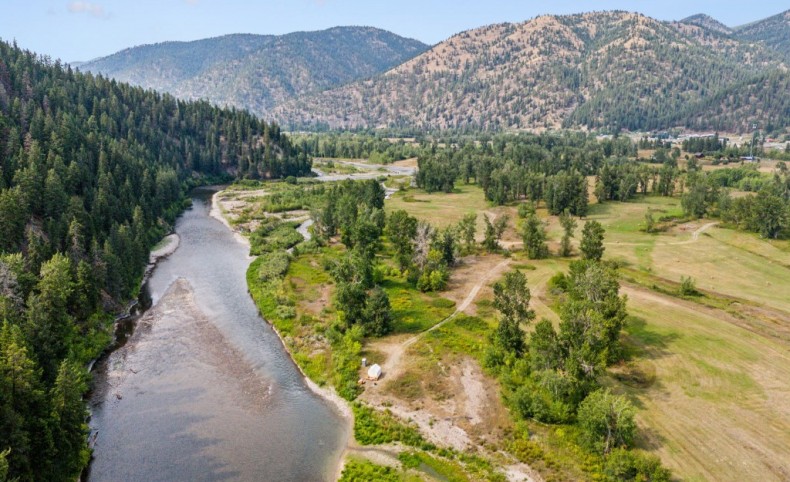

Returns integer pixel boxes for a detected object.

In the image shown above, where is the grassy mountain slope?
[271,11,788,132]
[77,27,428,117]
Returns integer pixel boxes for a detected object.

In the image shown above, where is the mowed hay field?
[389,187,790,482]
[565,197,790,481]
[620,287,790,482]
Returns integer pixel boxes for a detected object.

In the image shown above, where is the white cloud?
[66,1,108,19]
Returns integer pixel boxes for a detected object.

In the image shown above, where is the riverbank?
[88,188,350,482]
[211,186,354,479]
[209,188,251,248]
[212,180,532,481]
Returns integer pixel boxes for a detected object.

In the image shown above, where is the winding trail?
[378,259,511,382]
[607,222,719,247]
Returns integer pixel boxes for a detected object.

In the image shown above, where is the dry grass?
[618,286,790,482]
[386,184,519,244]
[384,186,790,480]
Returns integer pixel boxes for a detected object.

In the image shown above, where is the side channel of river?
[86,187,349,482]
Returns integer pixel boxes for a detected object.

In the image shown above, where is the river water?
[87,188,348,482]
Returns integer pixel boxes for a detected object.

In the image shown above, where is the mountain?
[77,27,428,117]
[734,10,790,60]
[679,14,733,35]
[270,11,788,133]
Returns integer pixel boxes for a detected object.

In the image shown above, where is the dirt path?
[607,222,719,247]
[378,259,511,387]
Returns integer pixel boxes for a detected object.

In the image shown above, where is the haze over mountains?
[78,10,790,133]
[77,27,428,117]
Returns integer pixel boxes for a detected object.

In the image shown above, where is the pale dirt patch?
[392,157,418,168]
[459,359,487,426]
[302,281,332,316]
[210,191,250,248]
[503,463,540,482]
[443,255,510,315]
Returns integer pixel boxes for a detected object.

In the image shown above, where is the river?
[87,187,349,482]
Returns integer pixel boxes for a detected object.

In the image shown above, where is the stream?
[86,187,348,482]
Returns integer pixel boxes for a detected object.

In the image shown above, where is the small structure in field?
[367,364,382,381]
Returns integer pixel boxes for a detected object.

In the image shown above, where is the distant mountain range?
[79,11,790,133]
[272,11,790,132]
[76,27,428,117]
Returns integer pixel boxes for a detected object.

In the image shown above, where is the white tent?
[367,364,382,380]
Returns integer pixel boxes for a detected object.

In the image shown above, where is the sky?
[2,0,788,62]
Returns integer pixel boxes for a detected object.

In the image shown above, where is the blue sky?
[2,0,788,62]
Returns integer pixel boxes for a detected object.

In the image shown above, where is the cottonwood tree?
[412,222,435,272]
[580,220,605,261]
[386,210,418,271]
[457,213,477,253]
[362,287,393,336]
[483,214,508,252]
[559,211,577,257]
[521,214,549,259]
[492,270,535,356]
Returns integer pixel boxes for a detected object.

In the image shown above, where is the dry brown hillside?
[271,11,790,133]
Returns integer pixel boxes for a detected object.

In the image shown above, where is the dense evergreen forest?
[0,39,310,480]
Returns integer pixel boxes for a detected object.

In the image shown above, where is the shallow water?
[87,188,347,482]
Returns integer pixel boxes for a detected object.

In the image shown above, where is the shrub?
[256,252,291,281]
[352,403,429,448]
[339,459,399,482]
[332,326,364,400]
[577,389,636,455]
[679,276,698,296]
[547,272,569,293]
[603,448,671,482]
[417,267,449,292]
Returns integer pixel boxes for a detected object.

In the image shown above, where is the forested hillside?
[734,10,790,61]
[271,11,790,133]
[679,14,733,35]
[77,27,428,118]
[0,39,309,480]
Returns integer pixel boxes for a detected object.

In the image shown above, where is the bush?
[339,459,399,482]
[518,202,536,219]
[603,448,671,482]
[679,276,698,296]
[256,251,291,281]
[577,389,636,455]
[250,222,303,255]
[352,403,430,448]
[332,326,364,400]
[547,272,569,293]
[416,267,449,292]
[512,383,574,424]
[275,305,296,319]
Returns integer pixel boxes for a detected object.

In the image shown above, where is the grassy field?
[389,183,790,481]
[544,195,790,481]
[618,288,790,481]
[386,184,491,229]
